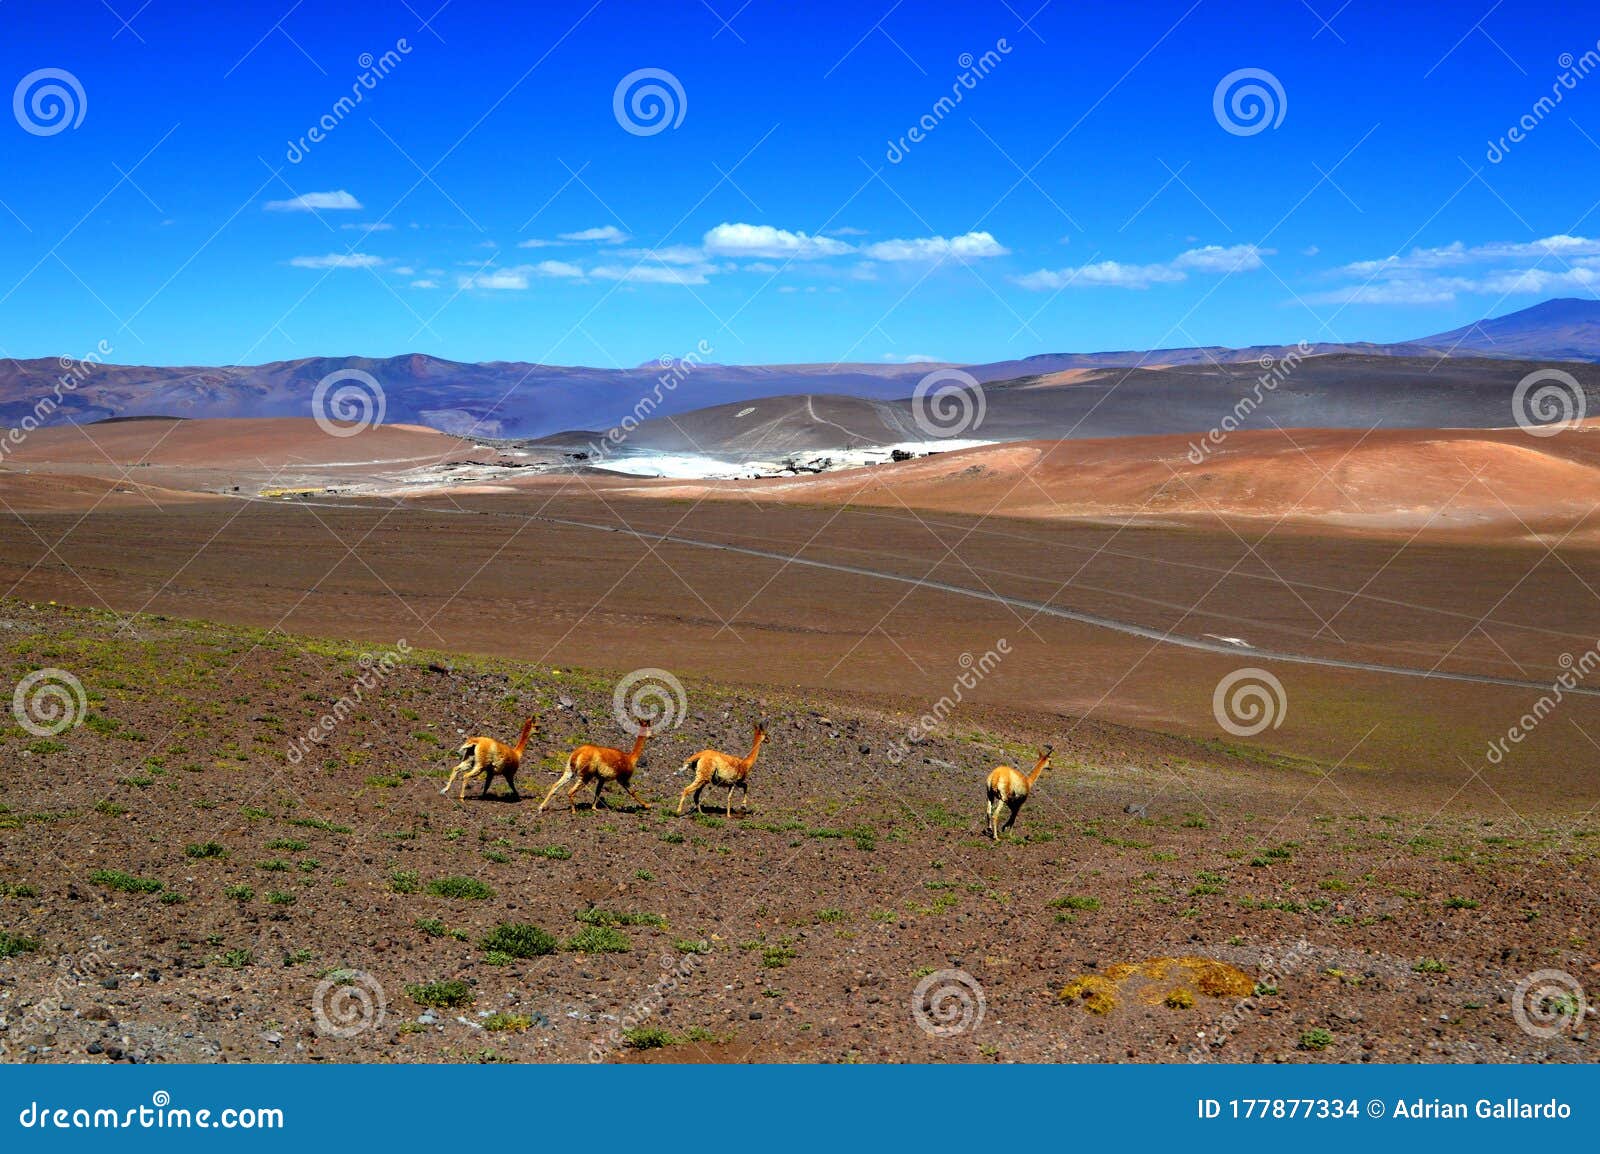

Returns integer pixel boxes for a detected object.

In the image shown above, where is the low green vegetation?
[480,922,557,958]
[566,924,631,954]
[1049,895,1101,912]
[0,931,41,958]
[88,868,163,894]
[407,979,474,1008]
[426,876,494,900]
[574,908,664,928]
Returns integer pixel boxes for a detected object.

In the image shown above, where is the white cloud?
[617,244,710,266]
[410,279,438,289]
[340,221,393,231]
[391,265,415,275]
[289,253,383,269]
[590,263,712,285]
[702,222,855,260]
[519,225,631,248]
[1014,243,1264,291]
[861,231,1009,261]
[457,261,588,290]
[1314,233,1600,305]
[531,260,586,279]
[882,353,941,363]
[1015,260,1182,291]
[1305,282,1465,306]
[266,190,363,212]
[458,269,529,290]
[560,225,629,243]
[1172,244,1264,273]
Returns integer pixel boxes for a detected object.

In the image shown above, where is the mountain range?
[3,298,1598,442]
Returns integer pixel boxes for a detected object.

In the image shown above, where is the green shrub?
[566,925,631,954]
[483,1012,532,1033]
[575,908,664,927]
[480,922,557,959]
[1049,895,1101,911]
[0,931,41,958]
[426,876,494,900]
[407,979,473,1008]
[88,869,162,894]
[184,841,227,859]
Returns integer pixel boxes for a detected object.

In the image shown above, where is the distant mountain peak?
[1417,296,1600,360]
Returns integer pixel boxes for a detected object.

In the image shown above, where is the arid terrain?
[0,601,1595,1065]
[3,378,1599,1064]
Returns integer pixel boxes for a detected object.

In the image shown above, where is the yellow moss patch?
[1058,974,1119,1014]
[1059,956,1254,1015]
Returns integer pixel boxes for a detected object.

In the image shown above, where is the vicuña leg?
[441,757,472,797]
[538,770,574,812]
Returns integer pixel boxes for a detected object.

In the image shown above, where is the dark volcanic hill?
[617,354,1600,455]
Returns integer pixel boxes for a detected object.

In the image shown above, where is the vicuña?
[985,744,1052,839]
[677,720,766,816]
[539,719,653,812]
[441,716,538,802]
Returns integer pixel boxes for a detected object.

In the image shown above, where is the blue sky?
[2,0,1599,367]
